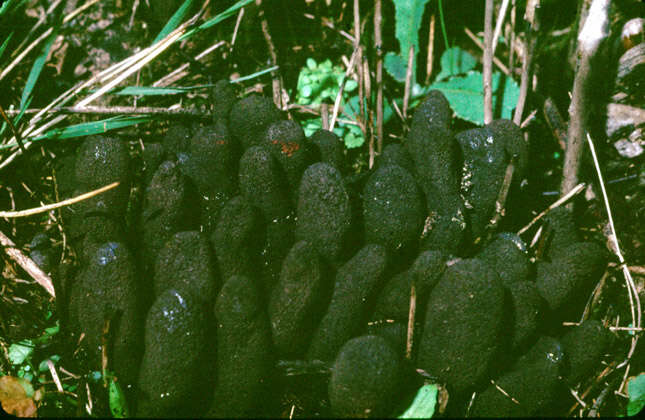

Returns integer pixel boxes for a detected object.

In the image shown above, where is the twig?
[231,7,245,52]
[354,0,363,125]
[0,229,55,297]
[364,57,375,169]
[560,0,611,196]
[256,0,283,109]
[402,45,414,120]
[321,103,329,130]
[464,27,510,75]
[543,97,568,150]
[509,0,516,70]
[492,0,511,56]
[517,182,586,235]
[329,49,360,132]
[406,282,416,360]
[483,0,494,124]
[303,13,355,43]
[425,13,435,85]
[586,132,641,373]
[0,181,120,218]
[374,0,384,155]
[487,158,515,231]
[513,0,540,126]
[47,359,64,393]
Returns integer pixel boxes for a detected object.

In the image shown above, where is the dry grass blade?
[517,182,586,235]
[329,48,360,132]
[0,182,120,218]
[492,0,511,56]
[585,133,641,374]
[483,0,494,124]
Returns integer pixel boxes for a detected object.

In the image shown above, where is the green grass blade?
[180,0,253,41]
[230,65,279,83]
[20,29,57,109]
[111,86,191,96]
[0,116,153,150]
[0,32,14,60]
[153,0,195,44]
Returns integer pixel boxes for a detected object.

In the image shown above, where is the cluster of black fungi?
[38,82,615,417]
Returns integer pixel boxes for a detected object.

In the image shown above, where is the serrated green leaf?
[8,340,34,365]
[20,29,57,109]
[109,376,129,418]
[398,384,438,418]
[427,71,520,125]
[384,0,430,83]
[154,0,194,44]
[627,373,645,416]
[435,46,477,81]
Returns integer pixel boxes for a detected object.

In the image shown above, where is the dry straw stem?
[560,0,611,197]
[402,45,414,120]
[586,133,641,372]
[425,13,435,84]
[406,282,416,360]
[492,0,511,56]
[374,0,384,155]
[329,48,360,132]
[483,0,494,124]
[0,229,55,297]
[152,40,226,87]
[0,9,202,171]
[4,106,209,118]
[517,182,586,235]
[464,27,510,75]
[0,182,120,218]
[512,0,540,126]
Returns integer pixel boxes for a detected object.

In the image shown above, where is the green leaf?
[230,65,278,84]
[627,373,645,416]
[8,340,34,365]
[20,29,57,109]
[109,376,129,418]
[0,32,13,60]
[398,384,438,418]
[384,0,430,83]
[110,86,191,96]
[384,52,408,82]
[153,0,194,44]
[435,46,477,81]
[427,71,520,125]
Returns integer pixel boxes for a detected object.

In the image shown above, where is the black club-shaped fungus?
[507,281,546,353]
[211,79,236,123]
[269,240,328,356]
[541,207,580,259]
[154,231,217,303]
[456,125,509,241]
[488,119,528,177]
[405,90,466,253]
[210,195,264,280]
[162,125,191,159]
[309,129,346,173]
[137,288,210,418]
[210,275,273,418]
[471,336,565,417]
[229,94,281,150]
[418,258,505,394]
[329,335,402,418]
[67,242,142,390]
[363,164,425,252]
[561,320,613,385]
[477,232,530,288]
[263,119,311,196]
[296,163,351,264]
[376,143,415,174]
[535,241,608,313]
[307,244,388,362]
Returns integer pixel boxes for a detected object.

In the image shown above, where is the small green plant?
[295,57,366,148]
[397,383,438,418]
[626,373,645,416]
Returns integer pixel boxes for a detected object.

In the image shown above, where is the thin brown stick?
[517,182,586,235]
[47,359,64,393]
[425,13,436,85]
[560,0,611,196]
[231,7,245,52]
[374,0,384,154]
[464,27,510,75]
[509,0,516,70]
[0,230,55,297]
[365,57,375,169]
[488,159,515,230]
[513,0,540,126]
[354,0,363,125]
[403,45,414,120]
[492,0,511,56]
[303,13,355,43]
[483,0,494,124]
[321,103,329,130]
[0,182,119,218]
[406,282,416,360]
[256,0,282,109]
